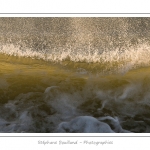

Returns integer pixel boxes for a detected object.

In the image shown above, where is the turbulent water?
[1,18,150,133]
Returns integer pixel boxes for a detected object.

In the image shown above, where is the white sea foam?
[0,79,148,133]
[1,43,150,73]
[98,116,131,133]
[56,116,115,133]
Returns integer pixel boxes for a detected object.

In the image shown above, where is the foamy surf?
[1,43,150,74]
[1,18,150,133]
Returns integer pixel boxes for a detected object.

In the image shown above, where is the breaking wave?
[1,18,150,133]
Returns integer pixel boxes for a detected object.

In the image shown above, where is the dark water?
[1,18,150,133]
